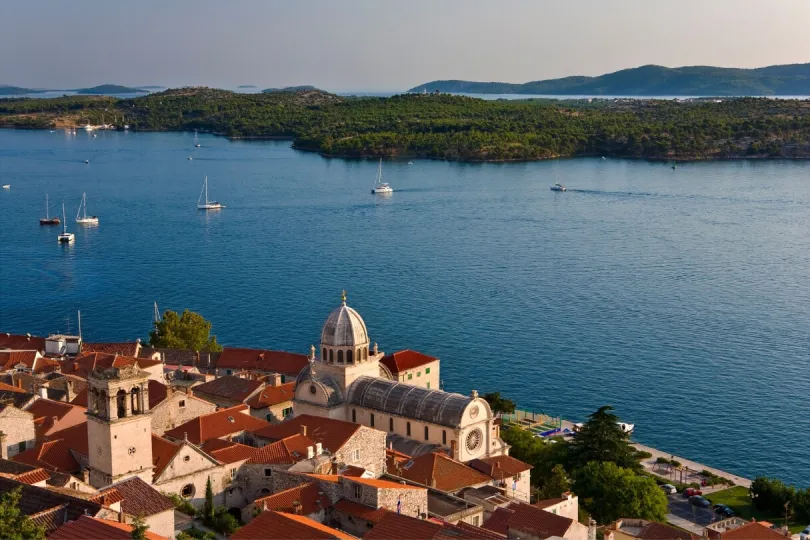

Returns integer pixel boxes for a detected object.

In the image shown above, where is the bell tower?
[86,365,154,488]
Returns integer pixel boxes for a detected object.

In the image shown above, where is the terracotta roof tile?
[25,399,80,422]
[201,439,257,464]
[468,455,533,478]
[81,342,141,357]
[12,439,80,472]
[148,379,168,408]
[217,347,309,376]
[151,435,181,479]
[193,376,263,402]
[533,497,567,509]
[232,510,354,540]
[0,350,40,371]
[15,467,52,484]
[102,476,174,517]
[483,502,573,538]
[380,350,438,374]
[388,451,491,492]
[246,382,296,408]
[34,357,61,375]
[341,465,366,477]
[716,521,787,540]
[88,488,124,506]
[440,520,506,539]
[48,422,89,457]
[252,414,360,454]
[0,459,38,475]
[350,477,424,490]
[636,521,698,540]
[49,515,169,540]
[333,499,390,523]
[254,482,332,515]
[0,333,46,352]
[247,434,315,464]
[305,474,341,483]
[164,404,270,444]
[0,380,28,394]
[0,476,102,533]
[364,512,445,539]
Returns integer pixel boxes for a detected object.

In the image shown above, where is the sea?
[0,129,808,486]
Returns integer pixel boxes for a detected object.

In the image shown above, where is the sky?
[2,0,808,92]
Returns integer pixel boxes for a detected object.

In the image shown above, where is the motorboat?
[550,183,566,192]
[197,176,225,210]
[85,160,89,164]
[187,156,193,160]
[75,192,99,225]
[57,202,74,243]
[1,184,10,189]
[617,422,635,434]
[40,194,61,225]
[194,130,201,148]
[371,159,393,194]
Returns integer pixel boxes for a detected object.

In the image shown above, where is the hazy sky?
[3,0,808,91]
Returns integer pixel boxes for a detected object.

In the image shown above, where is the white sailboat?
[371,159,393,194]
[194,130,201,148]
[57,202,75,243]
[197,176,224,210]
[76,192,99,225]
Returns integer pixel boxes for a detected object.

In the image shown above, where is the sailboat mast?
[45,194,49,219]
[205,176,209,204]
[62,202,67,233]
[83,193,87,219]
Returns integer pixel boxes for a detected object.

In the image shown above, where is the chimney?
[16,378,23,389]
[470,389,478,399]
[307,446,315,460]
[315,442,322,455]
[563,490,572,500]
[330,459,338,475]
[39,386,48,399]
[0,432,7,459]
[81,468,90,483]
[292,500,303,515]
[300,425,307,437]
[450,440,457,459]
[119,509,125,523]
[270,373,282,387]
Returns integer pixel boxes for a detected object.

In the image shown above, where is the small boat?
[40,194,61,225]
[194,130,201,148]
[371,159,393,194]
[550,183,566,192]
[187,156,193,161]
[407,161,413,166]
[75,192,99,225]
[57,202,74,243]
[72,130,77,135]
[124,124,130,130]
[82,124,94,131]
[617,422,635,434]
[1,184,10,190]
[197,176,224,210]
[92,134,97,138]
[85,160,89,164]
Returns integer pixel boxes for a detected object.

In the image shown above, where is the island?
[238,85,257,88]
[409,63,810,96]
[262,85,319,93]
[0,85,47,96]
[1,86,809,161]
[138,85,165,90]
[75,84,147,95]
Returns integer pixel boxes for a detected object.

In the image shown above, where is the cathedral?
[294,293,509,462]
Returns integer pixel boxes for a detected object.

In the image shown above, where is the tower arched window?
[406,422,411,437]
[322,348,327,361]
[98,391,108,418]
[347,350,353,364]
[338,350,344,364]
[329,350,333,363]
[370,413,374,428]
[352,409,357,423]
[389,418,394,432]
[363,348,368,360]
[424,426,429,440]
[442,430,447,445]
[131,388,140,414]
[116,389,127,418]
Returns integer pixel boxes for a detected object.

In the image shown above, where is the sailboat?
[371,159,393,194]
[194,130,201,148]
[40,194,61,225]
[197,176,224,210]
[75,193,99,225]
[57,202,74,243]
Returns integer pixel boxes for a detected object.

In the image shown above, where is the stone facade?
[333,425,387,476]
[126,509,175,540]
[539,493,579,522]
[153,442,227,509]
[150,392,216,436]
[249,401,294,424]
[394,358,440,390]
[0,406,35,458]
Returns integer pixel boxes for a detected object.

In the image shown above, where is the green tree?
[149,309,222,352]
[569,405,638,470]
[483,392,516,415]
[0,487,46,540]
[203,476,215,522]
[130,514,149,540]
[573,461,668,524]
[537,464,571,500]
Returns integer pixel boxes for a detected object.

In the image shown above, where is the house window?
[442,430,446,445]
[181,484,195,499]
[226,370,232,375]
[282,407,293,417]
[425,367,431,374]
[354,484,362,499]
[389,418,394,432]
[183,455,190,462]
[472,516,480,526]
[406,422,411,436]
[18,441,26,452]
[352,409,357,423]
[266,413,273,421]
[179,400,186,408]
[264,468,272,477]
[424,426,429,440]
[353,449,360,461]
[281,375,286,383]
[231,468,236,479]
[370,413,375,428]
[426,382,430,389]
[417,371,421,377]
[408,373,413,380]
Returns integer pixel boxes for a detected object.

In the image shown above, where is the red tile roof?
[251,414,360,454]
[333,499,390,523]
[365,512,503,540]
[468,455,533,479]
[217,347,309,376]
[26,399,81,422]
[27,399,87,439]
[164,404,271,444]
[193,376,263,402]
[151,435,181,479]
[81,342,141,357]
[15,467,51,485]
[341,465,367,477]
[49,515,168,540]
[247,434,315,465]
[200,439,257,464]
[483,502,573,539]
[0,333,46,352]
[0,380,28,394]
[716,521,787,540]
[101,476,174,517]
[350,476,424,490]
[254,482,332,516]
[236,511,354,540]
[34,357,61,375]
[12,439,80,472]
[48,422,89,457]
[388,451,491,492]
[636,521,698,540]
[59,352,134,378]
[0,350,39,371]
[380,350,438,374]
[246,382,296,408]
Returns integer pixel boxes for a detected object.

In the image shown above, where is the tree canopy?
[483,391,516,415]
[130,514,149,540]
[0,487,46,540]
[568,405,639,471]
[149,309,222,352]
[573,461,668,524]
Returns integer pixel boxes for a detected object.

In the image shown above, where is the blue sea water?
[0,129,808,486]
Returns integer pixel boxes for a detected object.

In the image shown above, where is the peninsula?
[2,87,809,161]
[75,84,148,94]
[409,63,810,96]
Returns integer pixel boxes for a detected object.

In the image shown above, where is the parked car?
[798,526,809,540]
[660,484,677,494]
[689,495,711,508]
[682,488,703,498]
[713,504,735,517]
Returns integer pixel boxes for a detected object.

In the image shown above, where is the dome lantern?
[320,291,370,365]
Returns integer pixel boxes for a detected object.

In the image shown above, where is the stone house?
[231,510,354,540]
[364,511,502,540]
[245,378,295,423]
[163,404,270,446]
[59,352,164,383]
[24,398,87,441]
[191,375,263,408]
[99,476,176,539]
[215,347,309,381]
[0,350,58,375]
[241,480,331,523]
[386,450,493,493]
[147,384,216,436]
[469,454,534,503]
[482,500,588,540]
[606,518,697,540]
[150,434,228,509]
[251,414,387,476]
[0,402,36,457]
[533,492,579,522]
[380,349,440,390]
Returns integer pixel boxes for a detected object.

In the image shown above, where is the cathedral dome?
[320,293,369,348]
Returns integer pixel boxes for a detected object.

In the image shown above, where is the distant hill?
[409,63,810,96]
[76,84,147,95]
[0,85,47,96]
[238,85,257,88]
[262,85,320,93]
[137,85,165,90]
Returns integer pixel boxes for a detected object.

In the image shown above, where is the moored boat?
[371,159,393,194]
[75,192,99,225]
[40,194,61,225]
[197,176,224,210]
[57,202,74,243]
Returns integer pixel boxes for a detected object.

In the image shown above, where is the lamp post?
[784,501,790,530]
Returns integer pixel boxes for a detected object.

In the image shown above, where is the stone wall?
[333,425,386,476]
[0,406,35,458]
[153,443,227,509]
[150,393,216,436]
[376,486,428,518]
[126,509,175,540]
